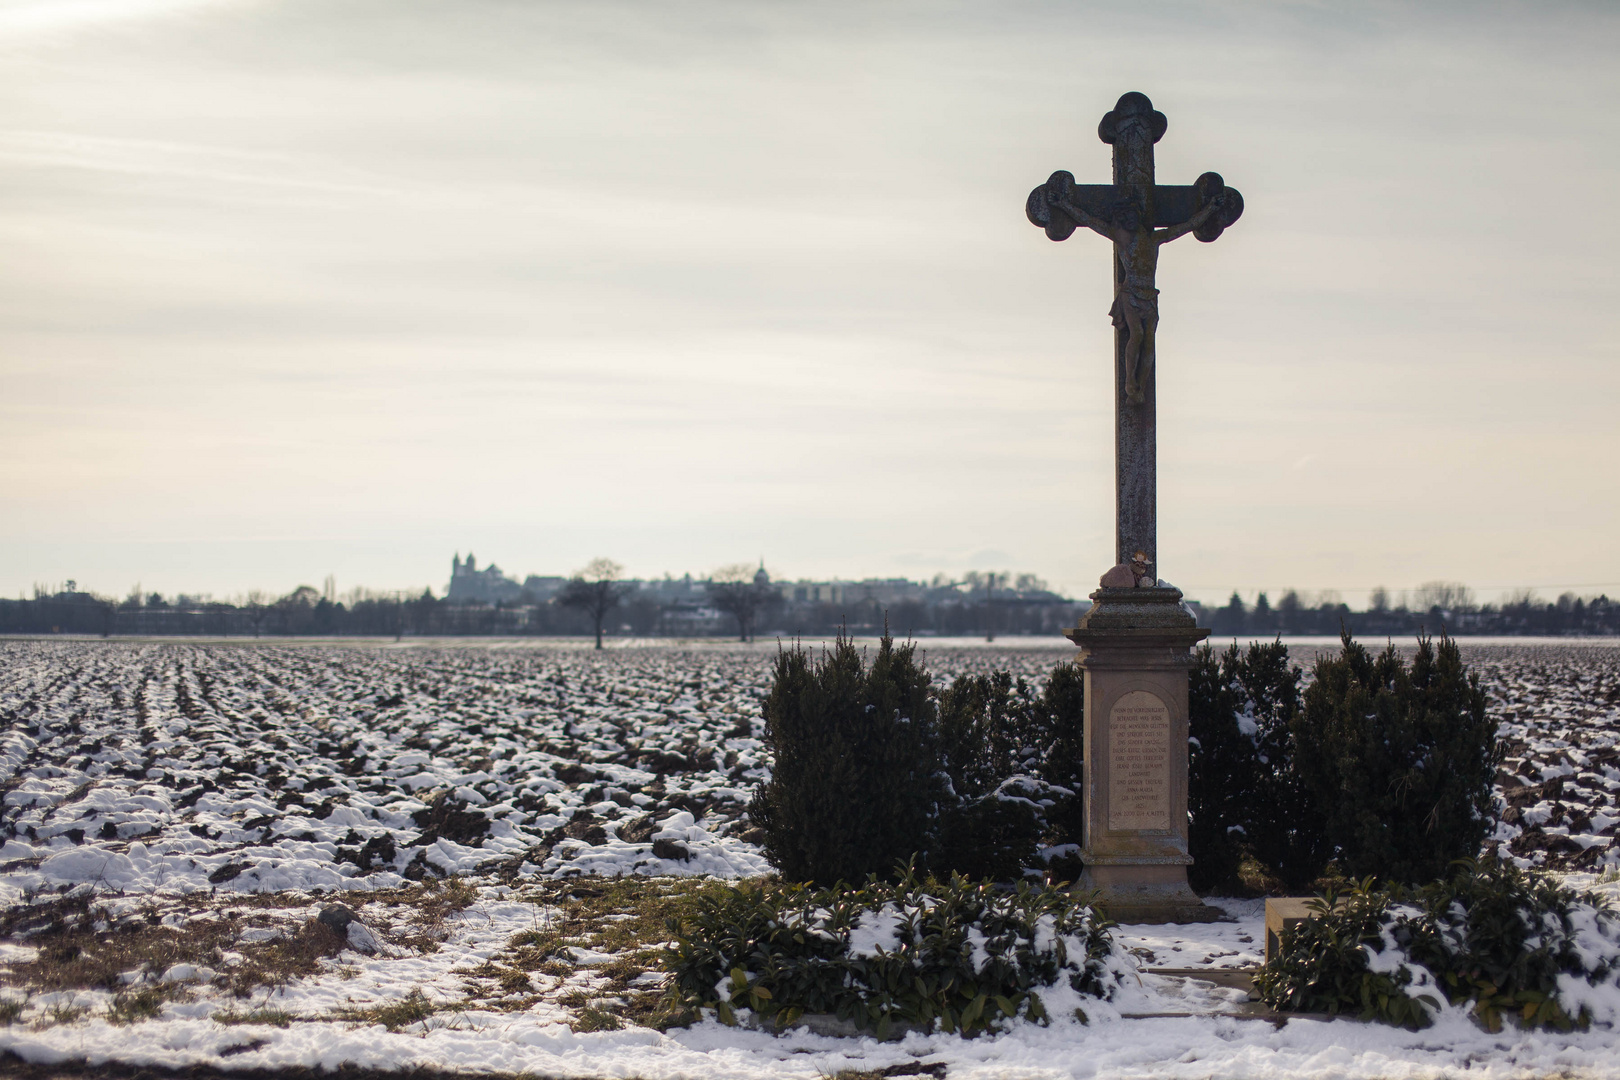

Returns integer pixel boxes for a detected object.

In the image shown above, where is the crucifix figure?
[1026,92,1242,578]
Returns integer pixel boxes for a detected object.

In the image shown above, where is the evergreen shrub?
[665,868,1127,1037]
[1186,645,1248,891]
[1189,632,1499,890]
[1256,859,1620,1030]
[933,664,1086,880]
[1187,640,1312,890]
[1297,632,1499,884]
[748,634,941,886]
[1256,881,1435,1028]
[749,635,1085,885]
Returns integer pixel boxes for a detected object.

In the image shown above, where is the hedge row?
[751,629,1498,892]
[747,633,1083,886]
[1190,632,1499,890]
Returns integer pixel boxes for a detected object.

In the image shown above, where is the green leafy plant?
[1403,859,1615,1032]
[1256,859,1620,1031]
[664,867,1124,1037]
[1253,880,1436,1028]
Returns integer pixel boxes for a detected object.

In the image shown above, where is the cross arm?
[1027,180,1117,241]
[1159,172,1244,243]
[1026,171,1243,242]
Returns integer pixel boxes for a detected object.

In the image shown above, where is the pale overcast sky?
[2,0,1617,607]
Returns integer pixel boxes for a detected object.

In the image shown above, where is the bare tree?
[1504,588,1538,610]
[1413,581,1476,614]
[708,563,779,642]
[557,558,628,649]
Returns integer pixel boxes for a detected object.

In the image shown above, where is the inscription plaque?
[1107,690,1171,831]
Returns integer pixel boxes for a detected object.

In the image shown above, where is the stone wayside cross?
[1026,90,1242,576]
[1025,92,1242,923]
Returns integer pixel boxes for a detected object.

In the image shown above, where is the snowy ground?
[3,884,1619,1080]
[2,637,1619,1078]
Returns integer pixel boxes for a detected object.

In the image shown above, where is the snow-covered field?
[1,637,1618,1079]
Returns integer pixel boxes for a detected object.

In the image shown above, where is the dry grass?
[3,897,349,1000]
[0,1054,571,1080]
[385,878,479,953]
[572,1004,623,1032]
[621,994,697,1032]
[0,878,481,1005]
[105,987,167,1025]
[502,877,717,977]
[40,1003,89,1026]
[212,1007,296,1027]
[2,874,711,1034]
[445,959,540,1013]
[472,876,720,1029]
[336,988,439,1032]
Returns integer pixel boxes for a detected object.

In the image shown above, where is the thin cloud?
[0,0,246,39]
[0,128,407,197]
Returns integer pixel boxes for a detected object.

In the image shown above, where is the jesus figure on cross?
[1038,170,1234,404]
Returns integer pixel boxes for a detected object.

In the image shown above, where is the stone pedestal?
[1064,586,1217,923]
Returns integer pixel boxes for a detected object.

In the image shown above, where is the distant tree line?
[0,571,1083,640]
[5,575,1616,640]
[1204,581,1620,638]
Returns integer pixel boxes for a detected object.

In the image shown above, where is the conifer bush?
[1189,632,1498,890]
[933,664,1085,880]
[1256,859,1620,1031]
[665,868,1127,1037]
[1296,632,1499,885]
[1031,661,1087,845]
[1241,641,1333,889]
[749,636,1085,885]
[1187,644,1261,891]
[748,634,943,885]
[1187,640,1326,891]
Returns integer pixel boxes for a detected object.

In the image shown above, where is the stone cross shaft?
[1025,92,1242,577]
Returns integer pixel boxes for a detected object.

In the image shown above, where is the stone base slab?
[1079,861,1221,924]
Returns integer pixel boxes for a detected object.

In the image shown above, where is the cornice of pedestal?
[1064,585,1210,649]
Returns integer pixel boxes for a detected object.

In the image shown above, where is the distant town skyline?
[18,546,1618,616]
[3,1,1617,609]
[13,558,1618,641]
